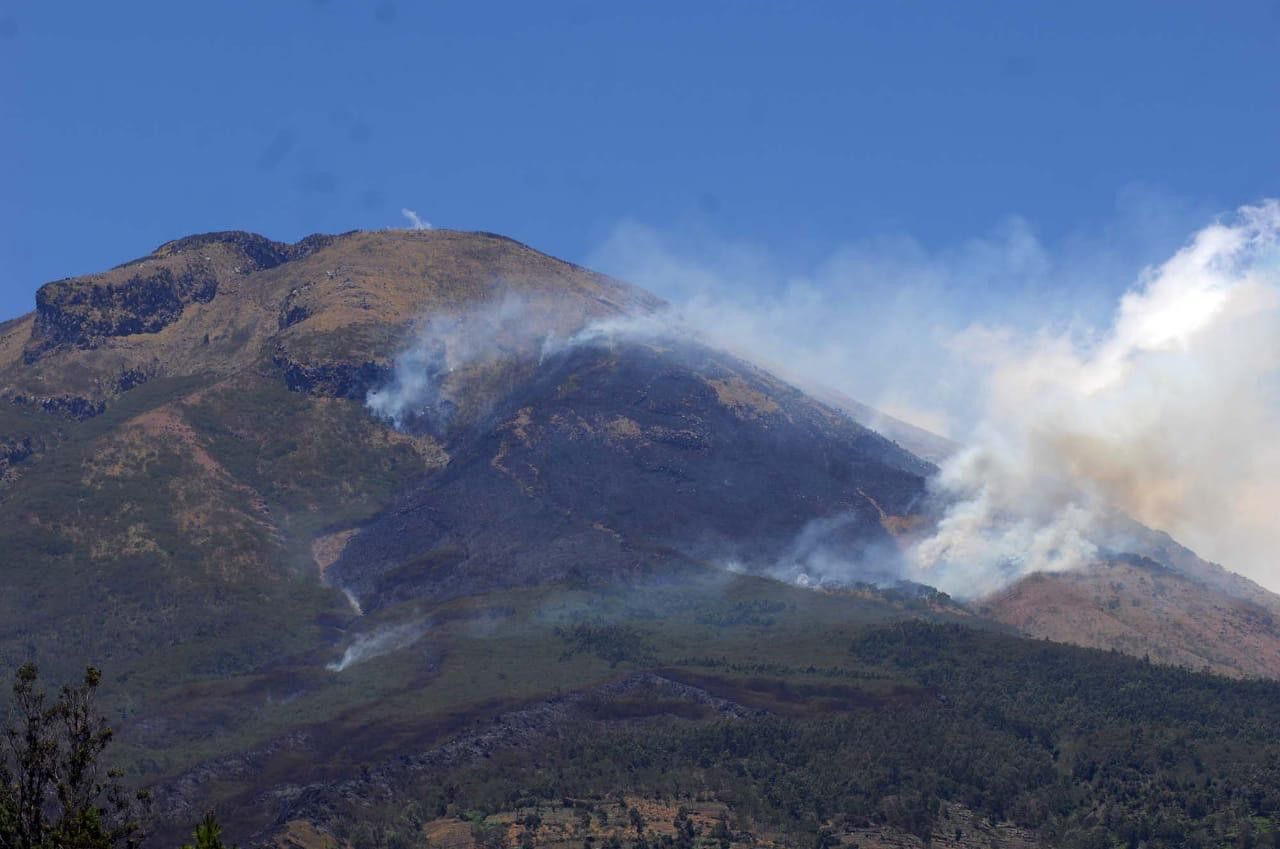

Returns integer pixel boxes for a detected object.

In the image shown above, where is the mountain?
[4,228,1280,848]
[0,228,952,841]
[982,552,1280,679]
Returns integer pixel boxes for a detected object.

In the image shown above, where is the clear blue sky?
[2,1,1278,320]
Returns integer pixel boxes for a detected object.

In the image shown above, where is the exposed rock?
[0,435,37,486]
[22,231,343,362]
[7,392,105,420]
[277,286,313,330]
[272,346,391,399]
[148,231,340,268]
[114,365,154,393]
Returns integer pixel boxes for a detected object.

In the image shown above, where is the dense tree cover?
[0,664,148,849]
[13,622,1280,848]
[351,623,1280,849]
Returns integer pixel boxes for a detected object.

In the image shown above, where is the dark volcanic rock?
[329,339,932,610]
[148,230,339,268]
[8,392,106,420]
[271,346,391,399]
[0,435,34,467]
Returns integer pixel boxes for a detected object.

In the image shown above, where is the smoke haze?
[591,200,1280,596]
[912,202,1280,596]
[369,199,1280,598]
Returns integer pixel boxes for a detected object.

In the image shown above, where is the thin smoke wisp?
[401,208,431,230]
[327,620,429,672]
[366,295,537,431]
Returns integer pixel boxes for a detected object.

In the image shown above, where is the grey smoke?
[907,201,1280,596]
[760,513,906,589]
[327,620,429,672]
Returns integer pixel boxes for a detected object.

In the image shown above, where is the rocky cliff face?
[22,232,339,362]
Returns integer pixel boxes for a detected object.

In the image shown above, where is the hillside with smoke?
[364,203,1278,599]
[593,202,1280,596]
[327,620,430,672]
[911,202,1280,596]
[366,294,536,431]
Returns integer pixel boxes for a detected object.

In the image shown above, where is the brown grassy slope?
[980,558,1280,679]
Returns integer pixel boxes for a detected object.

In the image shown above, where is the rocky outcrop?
[0,435,34,465]
[24,264,220,360]
[7,392,105,420]
[271,346,391,399]
[22,231,344,362]
[148,231,338,268]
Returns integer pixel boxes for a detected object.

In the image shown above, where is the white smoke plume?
[340,587,364,616]
[538,309,677,361]
[590,199,1280,596]
[366,295,540,430]
[910,202,1280,596]
[327,620,429,672]
[401,208,431,230]
[369,290,679,432]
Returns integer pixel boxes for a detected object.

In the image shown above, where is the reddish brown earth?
[981,557,1280,679]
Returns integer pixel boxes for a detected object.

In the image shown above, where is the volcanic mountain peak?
[1,228,661,411]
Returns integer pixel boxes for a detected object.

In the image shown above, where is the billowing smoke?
[591,199,1280,596]
[367,202,1280,598]
[327,620,429,672]
[909,202,1280,596]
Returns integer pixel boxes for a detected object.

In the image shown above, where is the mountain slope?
[0,230,659,687]
[982,555,1280,678]
[329,337,931,612]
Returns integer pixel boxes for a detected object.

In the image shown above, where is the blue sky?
[2,1,1278,320]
